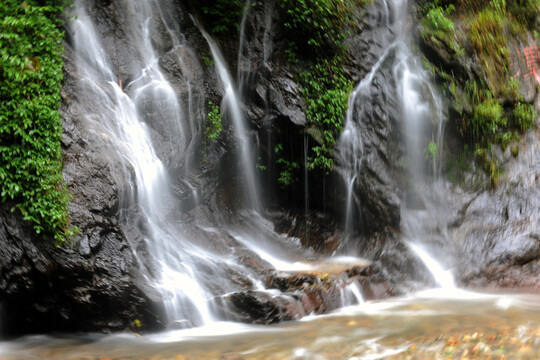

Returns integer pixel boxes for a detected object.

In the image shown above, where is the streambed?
[2,291,539,360]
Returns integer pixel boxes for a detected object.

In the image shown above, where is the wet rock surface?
[452,130,540,289]
[215,260,398,325]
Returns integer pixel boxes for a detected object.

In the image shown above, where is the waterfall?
[391,2,454,288]
[70,0,223,327]
[67,0,456,332]
[199,28,262,211]
[336,0,453,286]
[237,0,253,91]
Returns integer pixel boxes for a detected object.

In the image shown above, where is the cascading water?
[337,0,453,287]
[69,0,232,327]
[200,28,262,211]
[197,13,366,306]
[237,0,253,92]
[391,3,454,288]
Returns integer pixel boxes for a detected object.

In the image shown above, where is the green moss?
[469,9,509,95]
[0,0,76,245]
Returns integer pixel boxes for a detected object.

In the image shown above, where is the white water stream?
[200,28,262,211]
[71,0,217,326]
[336,0,453,287]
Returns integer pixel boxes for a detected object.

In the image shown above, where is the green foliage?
[494,130,519,150]
[422,0,540,187]
[285,42,300,65]
[201,54,214,67]
[255,157,267,171]
[471,98,506,141]
[441,0,540,29]
[274,144,299,186]
[274,0,367,178]
[502,78,520,101]
[420,2,464,57]
[205,101,222,143]
[474,145,501,187]
[422,3,455,34]
[457,79,536,186]
[300,58,352,172]
[424,141,438,160]
[512,102,536,132]
[0,0,76,244]
[510,144,520,156]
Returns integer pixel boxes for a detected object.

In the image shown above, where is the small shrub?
[201,55,214,67]
[471,98,506,141]
[495,131,519,150]
[205,101,222,143]
[511,144,520,156]
[421,3,464,57]
[512,102,536,132]
[423,4,455,34]
[424,141,438,159]
[502,78,520,101]
[274,144,299,186]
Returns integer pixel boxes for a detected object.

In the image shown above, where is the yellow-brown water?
[2,291,539,360]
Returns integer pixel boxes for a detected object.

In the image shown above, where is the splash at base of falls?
[407,242,456,290]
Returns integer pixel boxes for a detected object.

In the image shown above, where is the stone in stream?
[214,259,399,325]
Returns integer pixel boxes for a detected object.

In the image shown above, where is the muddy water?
[1,291,539,360]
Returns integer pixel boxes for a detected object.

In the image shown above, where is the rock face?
[420,14,540,290]
[451,129,540,289]
[0,206,164,336]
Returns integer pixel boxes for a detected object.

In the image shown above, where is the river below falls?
[1,290,539,360]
